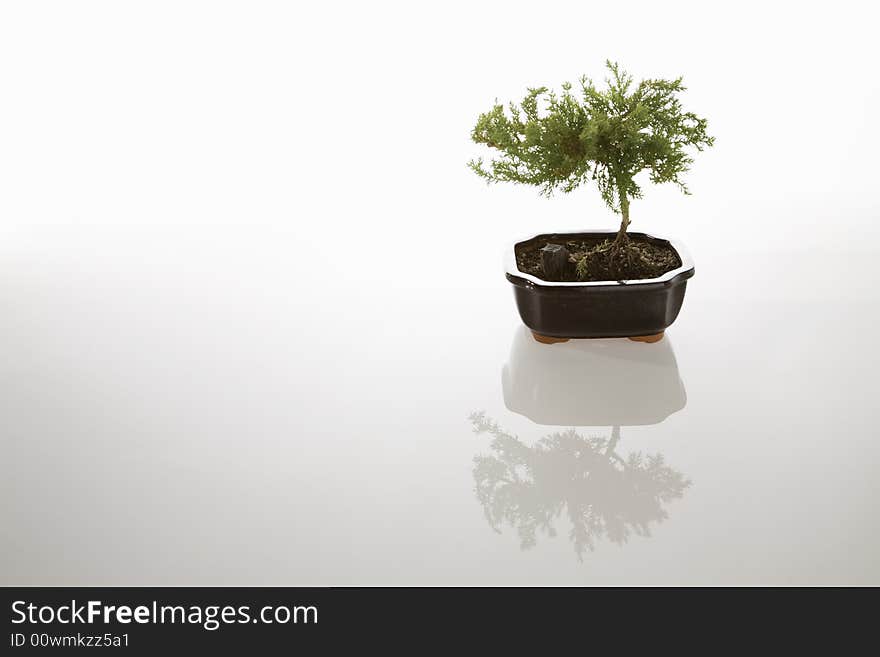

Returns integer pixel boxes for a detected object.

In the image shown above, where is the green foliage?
[469,61,714,231]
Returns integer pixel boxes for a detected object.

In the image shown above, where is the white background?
[1,1,878,584]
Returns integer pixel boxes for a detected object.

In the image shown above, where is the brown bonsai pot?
[505,230,694,342]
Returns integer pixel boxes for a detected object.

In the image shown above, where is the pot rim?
[505,228,694,287]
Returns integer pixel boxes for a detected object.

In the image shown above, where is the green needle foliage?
[469,61,714,276]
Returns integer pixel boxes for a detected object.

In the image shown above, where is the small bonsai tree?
[469,61,714,278]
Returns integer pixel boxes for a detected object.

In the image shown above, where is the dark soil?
[516,234,681,282]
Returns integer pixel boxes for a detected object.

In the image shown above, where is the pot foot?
[531,331,570,344]
[628,332,664,343]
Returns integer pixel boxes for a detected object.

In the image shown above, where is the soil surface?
[516,234,682,282]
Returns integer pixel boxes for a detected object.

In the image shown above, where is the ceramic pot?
[505,230,694,341]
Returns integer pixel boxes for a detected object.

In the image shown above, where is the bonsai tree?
[469,412,690,561]
[469,61,714,278]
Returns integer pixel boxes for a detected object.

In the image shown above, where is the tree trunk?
[613,184,630,248]
[605,425,621,455]
[607,184,632,275]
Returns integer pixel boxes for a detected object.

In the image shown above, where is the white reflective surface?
[1,231,878,585]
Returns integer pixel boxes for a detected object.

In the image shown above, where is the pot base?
[530,330,664,344]
[530,331,570,344]
[628,332,665,343]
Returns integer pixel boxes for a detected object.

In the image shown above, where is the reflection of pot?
[501,325,686,426]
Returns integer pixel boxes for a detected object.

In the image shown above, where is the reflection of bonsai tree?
[470,412,690,561]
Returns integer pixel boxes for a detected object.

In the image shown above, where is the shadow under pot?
[506,230,695,342]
